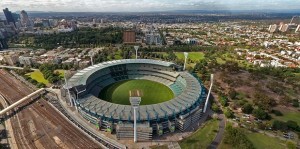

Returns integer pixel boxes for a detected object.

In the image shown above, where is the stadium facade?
[62,59,206,140]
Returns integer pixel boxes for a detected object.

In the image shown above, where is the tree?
[286,120,298,130]
[211,103,220,112]
[224,108,234,118]
[242,103,254,114]
[228,88,238,99]
[272,120,288,131]
[253,92,275,111]
[224,125,254,149]
[219,95,229,107]
[253,108,268,120]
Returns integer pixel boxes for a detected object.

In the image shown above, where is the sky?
[1,0,300,12]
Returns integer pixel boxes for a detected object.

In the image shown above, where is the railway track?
[0,70,100,149]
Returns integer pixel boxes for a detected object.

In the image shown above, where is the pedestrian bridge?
[0,88,45,115]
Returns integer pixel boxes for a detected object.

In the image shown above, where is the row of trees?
[272,120,300,132]
[14,27,123,50]
[39,64,61,83]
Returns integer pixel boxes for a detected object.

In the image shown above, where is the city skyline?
[1,0,300,12]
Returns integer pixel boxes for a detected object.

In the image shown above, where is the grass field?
[179,119,219,149]
[175,52,205,61]
[246,133,286,149]
[219,130,288,149]
[27,69,65,85]
[273,111,300,125]
[99,80,174,105]
[26,70,49,84]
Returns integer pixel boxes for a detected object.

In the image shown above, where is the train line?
[0,70,100,149]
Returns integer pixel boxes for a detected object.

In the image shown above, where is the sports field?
[99,79,174,105]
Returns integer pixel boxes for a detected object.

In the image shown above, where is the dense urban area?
[0,6,299,149]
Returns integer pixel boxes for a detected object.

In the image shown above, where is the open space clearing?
[273,111,300,125]
[175,52,205,61]
[99,79,174,105]
[27,69,65,85]
[179,119,219,149]
[26,70,49,84]
[219,131,288,149]
[246,133,286,149]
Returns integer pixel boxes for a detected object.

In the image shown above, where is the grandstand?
[63,59,206,140]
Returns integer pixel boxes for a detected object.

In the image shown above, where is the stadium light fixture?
[88,50,95,66]
[204,74,214,113]
[130,96,141,143]
[183,52,189,70]
[134,46,139,59]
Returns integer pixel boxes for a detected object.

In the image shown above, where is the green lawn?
[99,80,174,105]
[273,112,300,125]
[26,70,49,84]
[175,52,205,61]
[27,69,65,85]
[179,119,219,149]
[246,133,286,149]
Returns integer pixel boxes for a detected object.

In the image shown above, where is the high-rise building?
[145,33,162,45]
[123,30,136,44]
[20,10,31,27]
[280,24,289,32]
[269,24,278,33]
[12,13,20,22]
[3,8,15,26]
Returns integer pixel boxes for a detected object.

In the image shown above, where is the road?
[0,69,100,149]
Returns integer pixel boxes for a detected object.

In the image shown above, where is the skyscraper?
[20,10,30,27]
[3,8,15,26]
[123,30,136,44]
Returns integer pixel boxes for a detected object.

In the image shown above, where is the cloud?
[0,0,299,12]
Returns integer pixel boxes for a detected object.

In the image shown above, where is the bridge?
[0,65,38,71]
[0,88,45,115]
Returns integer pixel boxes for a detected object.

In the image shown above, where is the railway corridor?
[0,70,100,149]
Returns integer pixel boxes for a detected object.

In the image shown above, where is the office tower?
[123,30,136,43]
[20,10,31,27]
[280,24,289,32]
[3,8,15,26]
[269,24,278,33]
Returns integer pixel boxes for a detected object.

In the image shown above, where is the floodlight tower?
[134,46,139,59]
[88,50,95,66]
[203,74,214,113]
[130,96,141,143]
[183,52,189,70]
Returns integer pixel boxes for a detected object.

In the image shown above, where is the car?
[242,114,250,119]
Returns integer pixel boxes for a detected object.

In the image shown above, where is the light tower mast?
[89,50,95,66]
[129,90,141,143]
[204,74,214,113]
[183,52,188,70]
[134,46,139,59]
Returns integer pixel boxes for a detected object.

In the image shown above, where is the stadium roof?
[66,59,175,88]
[76,72,202,121]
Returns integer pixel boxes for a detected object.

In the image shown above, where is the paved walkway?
[168,142,181,149]
[208,93,226,149]
[208,113,225,149]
